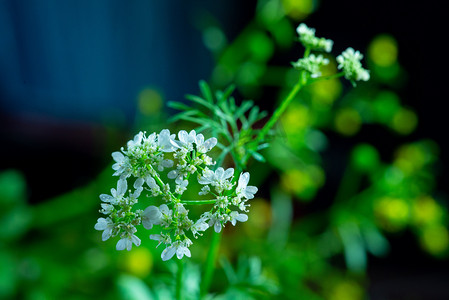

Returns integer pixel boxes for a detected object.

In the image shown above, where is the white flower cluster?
[292,54,330,78]
[296,23,333,53]
[95,129,258,261]
[337,47,370,83]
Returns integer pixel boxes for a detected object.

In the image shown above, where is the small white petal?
[131,235,141,247]
[167,170,178,179]
[94,218,108,230]
[117,178,127,196]
[214,221,222,233]
[161,246,176,261]
[112,151,124,162]
[224,168,234,179]
[236,213,248,222]
[99,194,115,203]
[203,137,217,152]
[116,238,129,251]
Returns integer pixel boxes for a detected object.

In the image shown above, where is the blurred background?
[1,0,448,299]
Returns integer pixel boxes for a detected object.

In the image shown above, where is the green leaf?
[251,151,266,162]
[199,80,214,103]
[167,101,191,111]
[185,94,216,111]
[234,100,254,119]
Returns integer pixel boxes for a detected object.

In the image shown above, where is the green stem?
[242,74,305,165]
[176,258,184,300]
[200,231,222,296]
[181,199,216,205]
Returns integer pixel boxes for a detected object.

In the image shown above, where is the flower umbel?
[337,47,370,85]
[95,129,257,261]
[296,23,333,53]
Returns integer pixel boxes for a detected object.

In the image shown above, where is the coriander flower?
[111,151,131,177]
[195,133,217,153]
[97,128,260,261]
[292,54,329,78]
[94,217,115,241]
[161,240,191,261]
[190,218,209,238]
[199,167,234,193]
[296,23,333,53]
[99,178,127,205]
[141,205,162,229]
[171,130,196,150]
[116,234,141,251]
[236,172,258,200]
[157,129,176,152]
[229,211,248,226]
[337,47,370,84]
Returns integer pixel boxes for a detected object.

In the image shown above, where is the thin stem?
[242,73,304,165]
[181,199,216,205]
[176,258,184,300]
[200,231,222,296]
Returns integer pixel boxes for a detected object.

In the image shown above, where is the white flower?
[99,178,127,205]
[161,241,191,261]
[142,205,163,229]
[292,54,329,78]
[116,234,141,251]
[337,47,370,83]
[94,217,115,241]
[205,212,224,233]
[158,129,176,152]
[199,167,234,193]
[111,151,131,177]
[229,211,248,226]
[296,23,333,53]
[157,159,174,171]
[236,172,258,200]
[145,176,161,196]
[195,134,217,153]
[190,219,209,237]
[100,203,114,215]
[159,204,173,227]
[127,132,144,150]
[130,178,144,199]
[199,185,210,196]
[175,179,188,195]
[150,233,171,247]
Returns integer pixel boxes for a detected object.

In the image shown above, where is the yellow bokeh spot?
[329,280,364,300]
[391,108,418,135]
[420,225,449,256]
[334,108,361,136]
[375,197,410,231]
[138,88,163,115]
[243,198,272,238]
[121,247,153,277]
[394,144,427,174]
[281,168,310,194]
[368,34,398,67]
[281,104,309,134]
[310,78,342,106]
[412,196,443,226]
[282,0,315,20]
[280,166,324,196]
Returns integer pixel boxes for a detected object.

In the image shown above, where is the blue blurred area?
[0,0,214,123]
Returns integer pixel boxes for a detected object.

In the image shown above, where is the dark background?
[1,1,447,298]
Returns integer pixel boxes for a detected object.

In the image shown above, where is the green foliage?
[169,80,268,171]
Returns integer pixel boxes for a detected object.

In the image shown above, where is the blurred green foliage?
[1,0,447,299]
